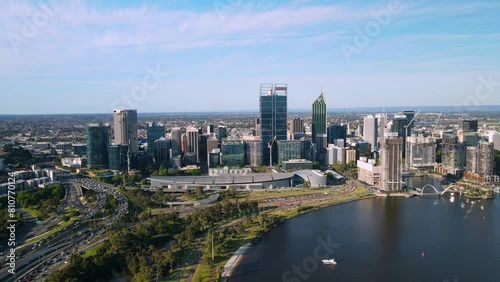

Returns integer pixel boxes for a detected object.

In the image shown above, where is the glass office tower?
[146,122,165,155]
[86,123,109,168]
[259,83,287,165]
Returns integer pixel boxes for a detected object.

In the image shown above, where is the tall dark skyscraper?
[328,124,348,147]
[312,93,327,141]
[402,110,415,136]
[146,122,165,155]
[260,83,287,165]
[170,127,182,157]
[108,144,128,171]
[463,119,478,133]
[312,93,327,162]
[86,123,109,168]
[218,126,228,143]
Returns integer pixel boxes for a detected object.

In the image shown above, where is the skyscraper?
[108,144,128,171]
[154,137,171,165]
[463,119,478,133]
[259,83,288,165]
[402,110,415,135]
[218,126,228,143]
[478,142,494,176]
[199,134,217,171]
[442,134,466,173]
[170,127,182,157]
[113,109,138,154]
[86,123,109,168]
[146,122,165,155]
[490,132,500,150]
[363,115,378,150]
[312,93,327,163]
[243,136,262,166]
[289,117,305,139]
[186,127,200,163]
[221,140,245,167]
[380,135,403,192]
[328,124,347,147]
[207,124,215,136]
[311,93,327,144]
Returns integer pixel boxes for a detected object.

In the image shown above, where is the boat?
[322,258,337,265]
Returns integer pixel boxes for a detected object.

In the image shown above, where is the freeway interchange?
[0,177,128,282]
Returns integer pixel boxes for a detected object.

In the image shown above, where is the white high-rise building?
[489,132,500,150]
[113,109,138,154]
[243,136,263,166]
[326,145,346,165]
[363,115,378,150]
[380,135,403,192]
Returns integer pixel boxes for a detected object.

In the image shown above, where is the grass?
[24,216,79,246]
[22,207,43,219]
[240,186,344,202]
[82,241,105,258]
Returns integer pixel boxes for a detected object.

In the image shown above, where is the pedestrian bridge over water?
[411,184,463,197]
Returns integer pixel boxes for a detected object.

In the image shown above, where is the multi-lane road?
[0,177,129,282]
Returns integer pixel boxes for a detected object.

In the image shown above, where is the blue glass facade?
[260,84,287,165]
[147,122,165,154]
[86,124,109,168]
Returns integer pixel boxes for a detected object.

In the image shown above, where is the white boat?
[322,258,337,265]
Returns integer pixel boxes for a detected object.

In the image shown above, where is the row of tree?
[49,198,259,281]
[17,183,65,219]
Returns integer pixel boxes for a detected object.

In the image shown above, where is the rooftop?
[148,172,295,185]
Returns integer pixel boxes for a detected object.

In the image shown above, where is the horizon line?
[1,105,499,116]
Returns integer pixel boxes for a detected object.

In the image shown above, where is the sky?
[1,0,500,114]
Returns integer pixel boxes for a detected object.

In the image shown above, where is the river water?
[232,176,500,282]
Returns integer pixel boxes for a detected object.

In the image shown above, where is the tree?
[195,186,205,200]
[154,188,165,202]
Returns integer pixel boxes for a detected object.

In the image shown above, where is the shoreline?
[223,193,377,278]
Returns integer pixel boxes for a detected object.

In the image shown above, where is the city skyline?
[1,0,500,114]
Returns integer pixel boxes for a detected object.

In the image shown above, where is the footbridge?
[411,184,463,197]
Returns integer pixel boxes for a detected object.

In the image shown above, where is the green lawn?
[25,217,79,246]
[82,241,106,258]
[22,207,42,219]
[241,186,346,202]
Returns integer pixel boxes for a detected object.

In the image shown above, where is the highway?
[0,177,129,282]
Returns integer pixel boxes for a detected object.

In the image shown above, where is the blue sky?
[1,0,500,114]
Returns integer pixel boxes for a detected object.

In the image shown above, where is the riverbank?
[209,189,376,280]
[222,243,251,278]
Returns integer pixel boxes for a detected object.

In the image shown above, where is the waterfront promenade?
[222,243,251,278]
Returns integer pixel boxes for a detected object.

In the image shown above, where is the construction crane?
[431,111,443,137]
[268,136,277,167]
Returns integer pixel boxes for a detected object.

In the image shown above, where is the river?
[232,176,500,282]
